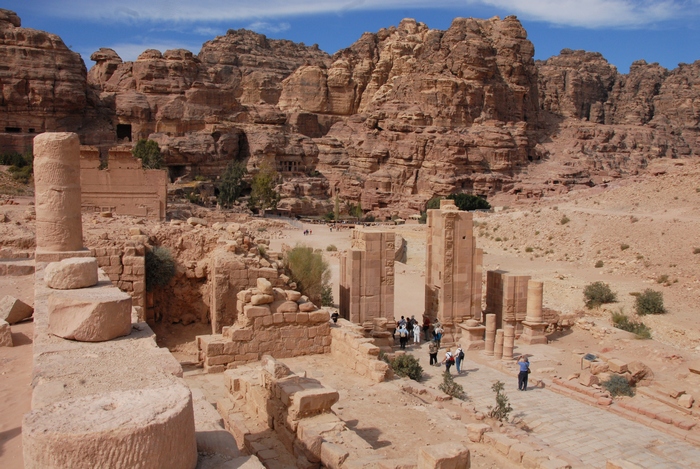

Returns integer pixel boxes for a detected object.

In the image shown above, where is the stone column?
[484,313,496,356]
[34,132,88,261]
[503,324,515,360]
[494,329,504,360]
[521,280,548,345]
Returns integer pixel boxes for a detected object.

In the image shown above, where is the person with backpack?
[433,323,443,348]
[442,348,455,374]
[428,339,439,366]
[454,344,464,374]
[397,324,409,350]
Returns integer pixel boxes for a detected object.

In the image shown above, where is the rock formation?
[1,8,700,216]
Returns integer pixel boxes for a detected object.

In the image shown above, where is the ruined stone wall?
[339,230,395,326]
[80,145,167,220]
[330,321,392,383]
[485,270,530,329]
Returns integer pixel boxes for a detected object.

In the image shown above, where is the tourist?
[422,316,431,341]
[412,321,421,344]
[331,311,339,323]
[442,348,455,374]
[455,344,464,374]
[406,318,414,340]
[518,355,530,391]
[398,316,407,327]
[397,323,409,350]
[428,340,439,366]
[433,322,443,348]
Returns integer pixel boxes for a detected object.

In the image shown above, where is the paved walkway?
[408,342,700,469]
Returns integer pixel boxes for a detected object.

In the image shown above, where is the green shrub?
[446,193,491,211]
[194,175,208,182]
[438,371,465,399]
[656,274,669,285]
[390,354,423,381]
[583,281,617,308]
[425,197,442,211]
[525,247,533,253]
[132,139,162,169]
[601,374,634,397]
[323,211,335,221]
[494,237,502,242]
[487,380,512,422]
[611,309,651,339]
[364,215,375,223]
[635,289,665,315]
[285,245,331,305]
[0,151,28,167]
[620,244,629,251]
[595,260,604,268]
[145,246,176,291]
[560,215,570,225]
[217,161,248,208]
[320,285,334,307]
[8,164,33,183]
[257,245,267,257]
[326,244,338,252]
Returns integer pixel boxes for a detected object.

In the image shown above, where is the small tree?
[602,374,634,397]
[447,193,491,211]
[583,281,617,309]
[217,161,247,208]
[488,380,512,422]
[635,289,666,315]
[145,246,176,291]
[132,139,163,169]
[285,245,331,305]
[249,164,280,214]
[438,371,465,399]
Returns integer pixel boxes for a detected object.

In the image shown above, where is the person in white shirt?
[454,344,464,374]
[442,348,454,374]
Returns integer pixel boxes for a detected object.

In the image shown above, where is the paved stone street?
[411,343,700,468]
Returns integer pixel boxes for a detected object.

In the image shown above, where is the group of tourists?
[393,314,532,390]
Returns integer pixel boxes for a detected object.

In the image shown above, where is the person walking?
[454,344,464,374]
[413,321,421,344]
[397,324,409,350]
[428,340,439,366]
[433,323,443,349]
[442,348,455,374]
[517,355,530,390]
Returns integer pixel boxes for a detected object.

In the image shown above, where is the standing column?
[484,313,496,356]
[502,324,515,360]
[34,132,86,261]
[494,329,504,360]
[525,280,544,323]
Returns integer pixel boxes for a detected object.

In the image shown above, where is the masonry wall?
[485,270,530,329]
[80,145,167,220]
[339,230,395,326]
[330,321,392,383]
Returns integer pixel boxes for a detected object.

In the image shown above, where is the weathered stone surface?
[579,370,599,387]
[23,384,197,469]
[678,394,694,409]
[466,423,491,443]
[48,288,132,342]
[607,358,628,374]
[417,442,470,469]
[0,295,33,324]
[256,278,273,294]
[0,319,12,347]
[45,257,99,290]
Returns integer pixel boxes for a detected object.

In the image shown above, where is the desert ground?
[2,157,700,467]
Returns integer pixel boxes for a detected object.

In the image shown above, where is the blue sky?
[6,1,700,73]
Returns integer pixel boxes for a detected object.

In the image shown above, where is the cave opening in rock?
[116,124,132,141]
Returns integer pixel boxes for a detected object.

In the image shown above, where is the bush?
[390,354,423,381]
[285,245,331,305]
[446,193,491,211]
[635,289,665,315]
[560,215,570,225]
[525,247,533,253]
[595,260,604,268]
[326,244,337,252]
[438,370,465,399]
[425,197,442,211]
[323,212,335,221]
[217,161,247,208]
[611,309,651,339]
[656,274,669,285]
[145,246,176,291]
[601,374,634,397]
[488,380,512,422]
[249,164,280,214]
[583,281,617,308]
[0,151,28,167]
[132,139,162,169]
[320,285,334,307]
[620,244,629,251]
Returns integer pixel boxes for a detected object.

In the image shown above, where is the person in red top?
[422,316,431,341]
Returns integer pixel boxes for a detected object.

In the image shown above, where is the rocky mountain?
[1,8,699,217]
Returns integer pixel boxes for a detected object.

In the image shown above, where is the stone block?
[296,312,309,323]
[22,384,197,469]
[290,388,339,419]
[508,443,531,463]
[256,278,273,294]
[607,358,628,374]
[244,305,270,318]
[286,290,302,301]
[48,288,132,342]
[309,310,330,323]
[417,442,470,469]
[522,451,547,469]
[466,423,491,443]
[251,294,274,306]
[299,301,318,312]
[539,459,572,469]
[45,257,99,290]
[0,320,12,347]
[271,300,299,314]
[0,295,33,324]
[321,441,349,469]
[483,433,517,455]
[678,394,694,408]
[578,370,599,387]
[229,329,254,341]
[590,361,609,375]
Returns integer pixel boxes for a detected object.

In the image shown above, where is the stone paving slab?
[408,342,700,469]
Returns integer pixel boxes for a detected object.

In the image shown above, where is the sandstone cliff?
[2,8,700,216]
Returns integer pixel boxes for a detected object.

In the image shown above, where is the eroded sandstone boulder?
[0,295,33,324]
[45,257,99,290]
[0,319,12,347]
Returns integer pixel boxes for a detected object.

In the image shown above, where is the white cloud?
[31,0,700,28]
[193,26,222,36]
[246,21,291,33]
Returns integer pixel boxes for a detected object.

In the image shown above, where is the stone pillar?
[521,280,548,345]
[484,313,496,356]
[494,329,504,360]
[459,319,485,351]
[34,132,89,262]
[502,324,515,360]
